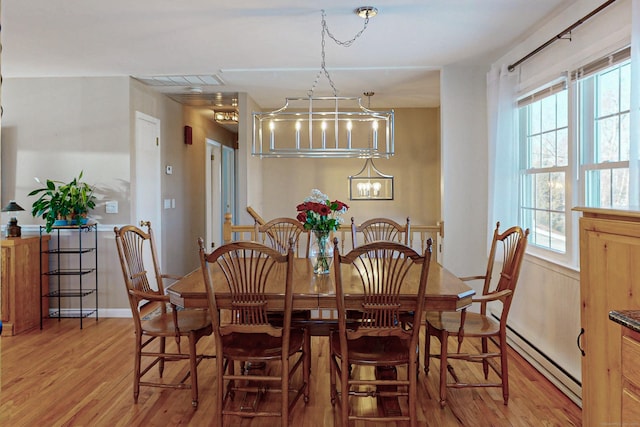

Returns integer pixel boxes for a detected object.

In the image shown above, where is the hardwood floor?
[0,318,581,426]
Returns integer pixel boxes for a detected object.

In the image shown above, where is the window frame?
[518,81,576,266]
[516,48,631,269]
[578,59,631,210]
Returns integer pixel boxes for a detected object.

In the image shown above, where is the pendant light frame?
[348,158,394,200]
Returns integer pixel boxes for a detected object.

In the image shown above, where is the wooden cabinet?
[1,235,50,336]
[622,327,640,423]
[576,207,640,426]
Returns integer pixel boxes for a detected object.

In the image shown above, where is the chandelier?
[348,158,394,200]
[214,109,239,124]
[252,7,394,158]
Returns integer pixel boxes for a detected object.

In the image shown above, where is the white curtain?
[486,64,519,245]
[630,0,640,207]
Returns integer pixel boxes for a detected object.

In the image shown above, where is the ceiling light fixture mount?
[252,7,394,158]
[355,6,378,19]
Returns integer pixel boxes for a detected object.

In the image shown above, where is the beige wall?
[0,77,439,314]
[2,76,236,313]
[257,108,441,230]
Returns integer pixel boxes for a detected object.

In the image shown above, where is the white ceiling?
[1,0,576,111]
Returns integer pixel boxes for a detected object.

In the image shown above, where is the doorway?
[205,140,235,250]
[134,112,162,259]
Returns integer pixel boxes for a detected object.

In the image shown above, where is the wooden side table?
[1,235,50,336]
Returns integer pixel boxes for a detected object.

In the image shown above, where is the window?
[517,48,631,261]
[579,60,630,208]
[519,85,569,253]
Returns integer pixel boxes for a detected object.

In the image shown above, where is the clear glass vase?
[309,230,334,274]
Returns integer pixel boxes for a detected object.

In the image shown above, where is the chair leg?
[482,336,489,379]
[438,330,449,408]
[133,333,142,403]
[500,333,509,405]
[281,357,289,427]
[424,324,431,375]
[216,354,225,426]
[303,329,311,403]
[159,336,166,377]
[329,334,337,406]
[189,333,198,408]
[409,356,418,427]
[341,358,350,427]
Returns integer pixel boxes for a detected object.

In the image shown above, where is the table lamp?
[2,200,25,237]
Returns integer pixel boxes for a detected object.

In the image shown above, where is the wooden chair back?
[255,217,310,258]
[334,239,432,345]
[199,239,294,341]
[473,222,530,319]
[114,221,171,325]
[351,216,411,248]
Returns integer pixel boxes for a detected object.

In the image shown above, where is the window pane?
[550,212,566,252]
[530,103,541,134]
[585,168,629,208]
[612,168,629,207]
[535,173,550,210]
[541,96,557,132]
[541,132,556,167]
[557,90,568,128]
[521,175,534,208]
[620,63,631,112]
[557,128,568,166]
[550,172,565,211]
[534,210,550,247]
[528,135,541,168]
[597,67,620,117]
[596,116,619,162]
[620,112,630,161]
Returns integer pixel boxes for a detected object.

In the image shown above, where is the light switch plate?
[165,165,173,175]
[105,200,118,214]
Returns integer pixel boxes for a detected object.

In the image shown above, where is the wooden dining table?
[167,258,474,318]
[167,257,474,411]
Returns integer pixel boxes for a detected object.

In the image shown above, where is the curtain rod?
[508,0,618,72]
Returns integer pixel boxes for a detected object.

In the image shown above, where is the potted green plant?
[64,171,96,224]
[29,171,96,231]
[29,179,72,232]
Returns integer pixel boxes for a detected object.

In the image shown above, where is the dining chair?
[351,216,410,249]
[114,221,212,408]
[329,238,432,427]
[424,222,529,407]
[255,217,310,258]
[255,217,314,340]
[199,238,310,427]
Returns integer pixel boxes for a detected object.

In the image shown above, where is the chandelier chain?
[308,9,371,97]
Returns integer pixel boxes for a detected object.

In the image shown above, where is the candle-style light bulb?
[295,120,302,148]
[269,121,275,149]
[321,121,327,148]
[346,120,353,148]
[372,120,379,150]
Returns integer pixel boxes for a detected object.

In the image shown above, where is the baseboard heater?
[495,313,582,407]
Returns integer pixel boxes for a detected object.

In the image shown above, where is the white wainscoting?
[500,255,582,406]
